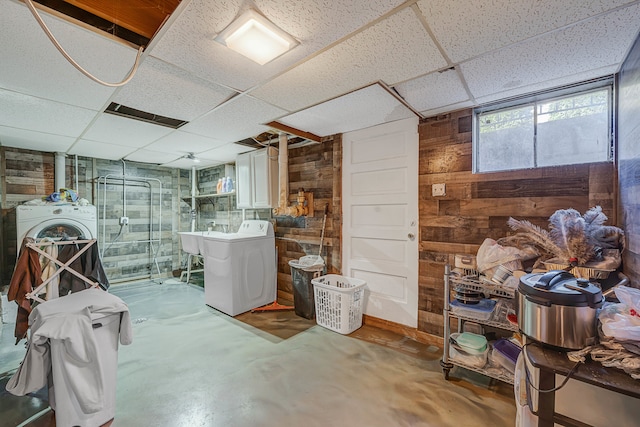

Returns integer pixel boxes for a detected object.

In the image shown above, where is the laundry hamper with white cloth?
[6,288,133,427]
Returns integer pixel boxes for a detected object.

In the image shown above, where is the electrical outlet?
[432,183,446,197]
[119,216,129,225]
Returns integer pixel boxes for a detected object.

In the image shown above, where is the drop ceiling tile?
[112,57,237,121]
[251,7,447,112]
[81,114,174,147]
[418,0,638,63]
[394,69,470,112]
[124,149,180,164]
[161,158,224,170]
[144,131,227,154]
[67,140,136,160]
[420,101,475,118]
[278,84,417,136]
[0,89,97,137]
[198,143,255,163]
[473,65,619,106]
[461,5,640,100]
[181,96,287,142]
[0,0,138,109]
[0,126,76,152]
[150,0,407,91]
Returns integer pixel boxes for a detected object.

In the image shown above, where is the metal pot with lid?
[517,270,604,350]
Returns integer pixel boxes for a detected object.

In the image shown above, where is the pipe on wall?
[54,152,66,190]
[191,166,197,232]
[272,133,309,217]
[74,154,79,191]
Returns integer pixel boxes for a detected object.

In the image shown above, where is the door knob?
[408,233,415,240]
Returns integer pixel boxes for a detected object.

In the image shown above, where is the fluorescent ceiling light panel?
[215,10,297,65]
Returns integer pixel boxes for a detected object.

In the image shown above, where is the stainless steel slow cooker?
[517,270,604,350]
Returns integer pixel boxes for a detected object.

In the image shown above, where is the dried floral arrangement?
[501,206,625,267]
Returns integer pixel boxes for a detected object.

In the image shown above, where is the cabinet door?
[252,148,272,208]
[236,151,252,208]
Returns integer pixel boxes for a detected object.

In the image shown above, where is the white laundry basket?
[312,274,366,334]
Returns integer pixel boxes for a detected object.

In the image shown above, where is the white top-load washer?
[16,204,98,251]
[201,220,276,316]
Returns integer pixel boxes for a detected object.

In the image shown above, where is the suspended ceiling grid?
[0,0,639,169]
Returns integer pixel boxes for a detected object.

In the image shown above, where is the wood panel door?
[342,117,419,327]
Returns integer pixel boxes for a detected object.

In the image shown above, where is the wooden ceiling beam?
[266,121,322,143]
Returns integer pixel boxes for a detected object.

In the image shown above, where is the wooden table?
[525,342,640,426]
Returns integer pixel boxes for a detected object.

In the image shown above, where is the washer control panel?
[238,220,273,236]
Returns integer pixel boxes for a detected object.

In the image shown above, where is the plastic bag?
[599,286,640,342]
[476,238,524,275]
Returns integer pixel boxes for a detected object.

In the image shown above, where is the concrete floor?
[1,279,516,426]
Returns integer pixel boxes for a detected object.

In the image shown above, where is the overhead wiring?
[24,0,144,87]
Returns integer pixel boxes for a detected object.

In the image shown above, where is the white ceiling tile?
[124,149,180,164]
[255,0,408,53]
[278,84,417,136]
[112,57,237,121]
[0,126,76,152]
[181,95,287,142]
[67,140,136,160]
[161,158,224,170]
[420,101,476,118]
[150,0,407,91]
[394,69,470,112]
[81,114,173,147]
[251,7,447,112]
[0,0,137,109]
[0,89,97,137]
[144,131,227,154]
[418,0,638,63]
[198,143,255,163]
[461,5,640,100]
[473,66,619,106]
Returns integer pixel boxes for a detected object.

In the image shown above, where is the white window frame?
[472,78,615,173]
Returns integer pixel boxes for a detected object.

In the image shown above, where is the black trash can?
[289,257,325,319]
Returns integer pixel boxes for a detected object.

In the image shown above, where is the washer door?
[26,218,93,241]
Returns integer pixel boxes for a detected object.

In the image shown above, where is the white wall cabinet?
[236,151,253,208]
[236,147,278,209]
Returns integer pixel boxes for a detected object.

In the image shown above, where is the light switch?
[432,183,446,197]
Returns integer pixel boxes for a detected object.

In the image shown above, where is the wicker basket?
[543,259,613,279]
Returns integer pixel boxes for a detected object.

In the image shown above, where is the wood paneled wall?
[417,109,616,336]
[2,149,58,284]
[618,33,640,286]
[274,136,342,301]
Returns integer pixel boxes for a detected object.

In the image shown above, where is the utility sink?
[178,231,224,255]
[178,232,202,255]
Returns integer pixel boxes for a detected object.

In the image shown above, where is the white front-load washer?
[201,220,276,316]
[16,204,98,251]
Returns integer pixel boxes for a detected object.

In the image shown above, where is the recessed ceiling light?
[214,9,298,65]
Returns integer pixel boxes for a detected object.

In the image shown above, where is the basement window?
[473,78,614,173]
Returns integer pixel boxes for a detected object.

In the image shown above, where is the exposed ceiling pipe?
[272,132,309,217]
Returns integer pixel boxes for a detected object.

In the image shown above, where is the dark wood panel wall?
[618,33,640,286]
[417,109,617,336]
[274,136,342,302]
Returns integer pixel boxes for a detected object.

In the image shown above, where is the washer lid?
[202,232,269,242]
[519,270,603,308]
